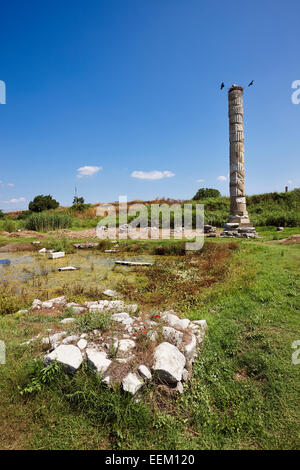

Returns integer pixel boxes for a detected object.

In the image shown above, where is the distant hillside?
[2,189,299,230]
[191,189,300,227]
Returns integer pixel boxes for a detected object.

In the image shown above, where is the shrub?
[97,239,112,251]
[0,219,17,233]
[73,312,112,333]
[0,210,4,219]
[28,195,59,212]
[17,210,32,220]
[46,236,74,253]
[70,203,91,213]
[25,213,73,231]
[0,291,22,315]
[153,242,186,256]
[193,188,221,200]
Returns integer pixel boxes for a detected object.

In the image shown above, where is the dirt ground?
[1,227,214,241]
[268,234,300,245]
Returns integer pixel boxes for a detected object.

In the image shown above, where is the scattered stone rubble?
[204,224,217,234]
[73,242,99,249]
[22,295,207,397]
[220,223,259,238]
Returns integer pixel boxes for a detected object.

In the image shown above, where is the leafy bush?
[0,210,4,219]
[46,236,74,253]
[25,213,73,231]
[0,218,17,233]
[19,361,64,395]
[17,210,32,220]
[0,291,22,315]
[29,195,59,212]
[193,188,221,200]
[73,312,112,333]
[70,203,91,213]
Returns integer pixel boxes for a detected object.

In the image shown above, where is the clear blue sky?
[0,0,299,211]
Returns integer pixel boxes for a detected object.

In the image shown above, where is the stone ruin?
[21,296,207,396]
[221,85,258,239]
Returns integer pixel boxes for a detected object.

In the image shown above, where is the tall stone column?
[227,85,252,227]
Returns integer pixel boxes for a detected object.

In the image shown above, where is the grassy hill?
[1,189,299,232]
[191,189,300,227]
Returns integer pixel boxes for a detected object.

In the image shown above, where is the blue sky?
[0,0,299,211]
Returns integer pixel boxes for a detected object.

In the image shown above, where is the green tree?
[73,196,85,205]
[0,209,4,218]
[193,188,221,200]
[28,195,59,212]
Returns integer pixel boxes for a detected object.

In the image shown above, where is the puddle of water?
[0,251,156,297]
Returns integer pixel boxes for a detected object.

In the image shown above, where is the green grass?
[0,237,299,449]
[24,213,73,232]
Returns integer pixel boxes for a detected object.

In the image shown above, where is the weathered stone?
[49,296,66,305]
[182,368,189,382]
[204,225,217,233]
[89,300,125,313]
[41,300,53,309]
[111,312,131,322]
[138,365,152,380]
[183,333,197,361]
[175,381,184,394]
[58,266,78,272]
[44,345,83,373]
[103,289,118,297]
[72,306,86,314]
[103,376,110,385]
[86,349,112,375]
[77,339,87,350]
[48,251,65,259]
[122,373,143,395]
[60,317,75,324]
[147,330,158,341]
[162,326,183,346]
[162,311,190,330]
[113,339,135,353]
[115,260,153,266]
[42,331,66,346]
[227,86,252,228]
[62,335,79,344]
[127,304,139,314]
[192,319,207,330]
[152,342,186,384]
[21,333,41,345]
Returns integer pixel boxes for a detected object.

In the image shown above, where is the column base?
[227,214,252,227]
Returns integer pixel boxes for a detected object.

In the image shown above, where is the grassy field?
[0,233,299,450]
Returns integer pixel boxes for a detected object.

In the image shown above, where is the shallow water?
[0,250,155,296]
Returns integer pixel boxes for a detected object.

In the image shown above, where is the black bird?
[220,82,225,90]
[248,80,254,87]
